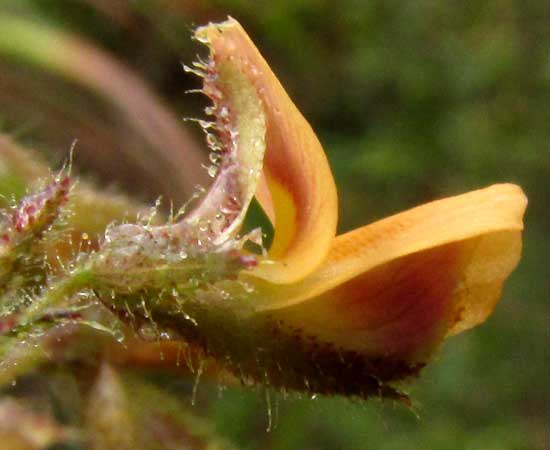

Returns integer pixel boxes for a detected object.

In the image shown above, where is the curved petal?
[248,184,526,364]
[196,18,338,283]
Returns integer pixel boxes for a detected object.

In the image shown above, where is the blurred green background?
[0,1,548,449]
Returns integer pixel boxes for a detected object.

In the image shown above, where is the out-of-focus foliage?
[0,1,548,449]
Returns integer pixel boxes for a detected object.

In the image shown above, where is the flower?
[177,18,527,400]
[93,18,526,402]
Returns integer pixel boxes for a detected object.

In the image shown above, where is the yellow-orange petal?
[196,18,338,284]
[249,184,526,364]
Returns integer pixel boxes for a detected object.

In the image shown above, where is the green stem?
[19,268,94,327]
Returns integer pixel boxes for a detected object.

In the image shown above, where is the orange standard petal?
[196,18,338,284]
[249,184,527,367]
